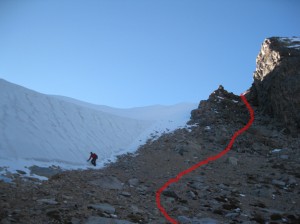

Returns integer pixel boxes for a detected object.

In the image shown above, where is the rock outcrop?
[249,37,300,135]
[190,85,248,127]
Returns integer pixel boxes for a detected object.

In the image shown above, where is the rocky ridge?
[249,37,300,135]
[0,37,299,224]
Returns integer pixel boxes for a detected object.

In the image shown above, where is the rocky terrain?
[0,37,299,224]
[249,37,300,136]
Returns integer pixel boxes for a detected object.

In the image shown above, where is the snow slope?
[0,79,197,176]
[54,96,196,138]
[54,95,196,120]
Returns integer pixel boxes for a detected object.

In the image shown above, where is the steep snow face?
[0,79,153,165]
[54,96,196,137]
[54,95,196,121]
[0,79,197,174]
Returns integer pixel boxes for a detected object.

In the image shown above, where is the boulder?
[87,203,116,214]
[128,178,139,187]
[176,216,220,224]
[89,176,123,190]
[162,190,179,199]
[36,198,58,205]
[85,216,136,224]
[120,191,131,197]
[272,179,286,187]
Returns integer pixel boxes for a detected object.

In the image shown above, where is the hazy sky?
[0,0,299,108]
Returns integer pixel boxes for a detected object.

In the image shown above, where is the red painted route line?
[156,94,255,224]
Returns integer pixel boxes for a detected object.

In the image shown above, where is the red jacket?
[88,153,98,160]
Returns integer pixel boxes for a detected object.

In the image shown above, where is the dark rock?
[127,213,144,223]
[250,37,300,135]
[16,170,26,175]
[250,213,266,224]
[46,209,61,222]
[222,203,238,210]
[272,179,286,187]
[162,190,179,199]
[270,213,282,220]
[213,209,224,215]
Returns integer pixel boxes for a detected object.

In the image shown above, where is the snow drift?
[0,79,197,175]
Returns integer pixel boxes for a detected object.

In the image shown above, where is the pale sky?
[0,0,299,108]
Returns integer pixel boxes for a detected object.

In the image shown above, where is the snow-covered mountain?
[0,79,197,176]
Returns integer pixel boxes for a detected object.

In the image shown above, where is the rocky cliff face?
[249,37,300,135]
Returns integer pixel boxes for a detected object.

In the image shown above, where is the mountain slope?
[0,79,152,165]
[0,37,299,224]
[0,79,196,172]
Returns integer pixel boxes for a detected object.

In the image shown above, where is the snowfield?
[0,79,197,178]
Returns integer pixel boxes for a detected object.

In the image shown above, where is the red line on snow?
[156,94,255,224]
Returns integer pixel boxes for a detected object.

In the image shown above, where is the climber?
[87,152,98,166]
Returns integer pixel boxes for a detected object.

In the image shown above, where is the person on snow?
[87,152,98,166]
